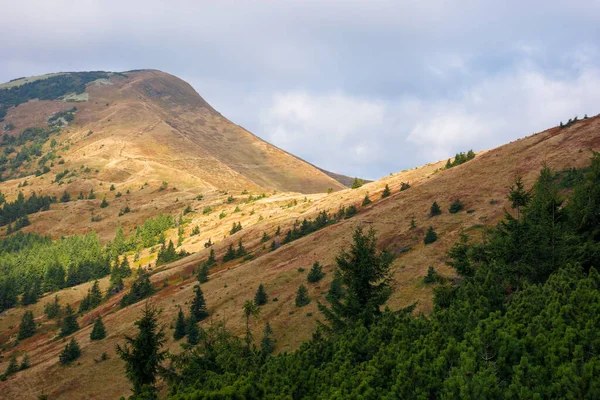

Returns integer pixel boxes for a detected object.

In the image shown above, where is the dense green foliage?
[424,226,438,244]
[429,201,441,216]
[254,284,268,306]
[189,285,208,322]
[381,184,391,198]
[156,240,189,266]
[0,233,110,312]
[445,149,475,169]
[17,310,36,340]
[449,199,464,213]
[163,154,600,399]
[90,316,107,340]
[0,191,55,226]
[307,261,325,283]
[59,338,81,365]
[60,304,79,337]
[120,268,155,307]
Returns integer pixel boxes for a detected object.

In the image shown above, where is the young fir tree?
[295,285,311,307]
[88,280,103,308]
[88,188,96,199]
[222,244,236,262]
[423,266,438,284]
[254,284,268,306]
[275,226,281,236]
[430,201,442,216]
[18,311,36,340]
[100,197,109,208]
[90,316,107,340]
[116,304,167,397]
[327,270,344,302]
[261,232,270,243]
[19,353,30,371]
[235,239,247,258]
[381,184,391,199]
[44,295,62,319]
[449,199,464,214]
[59,338,81,365]
[318,226,393,331]
[260,321,276,356]
[424,226,438,244]
[173,307,187,340]
[307,261,325,283]
[61,190,71,203]
[508,173,532,220]
[197,264,209,284]
[242,300,260,350]
[362,194,372,206]
[351,177,364,189]
[269,240,278,252]
[186,315,200,346]
[2,353,18,378]
[409,216,417,230]
[60,304,79,337]
[190,285,208,322]
[204,248,217,268]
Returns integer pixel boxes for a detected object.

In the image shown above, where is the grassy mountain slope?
[0,70,597,398]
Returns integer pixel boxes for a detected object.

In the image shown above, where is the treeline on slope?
[0,233,110,313]
[0,72,110,121]
[134,152,600,399]
[281,206,357,246]
[445,149,475,169]
[0,191,55,227]
[109,214,175,255]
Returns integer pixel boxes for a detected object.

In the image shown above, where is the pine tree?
[59,338,81,365]
[235,239,247,258]
[44,295,62,319]
[186,315,199,346]
[222,244,236,262]
[449,199,464,214]
[430,201,442,216]
[90,316,107,340]
[60,304,79,337]
[190,285,208,321]
[197,264,209,284]
[261,232,270,243]
[295,285,310,307]
[318,226,393,330]
[242,300,260,349]
[307,261,325,283]
[351,177,364,189]
[260,322,276,356]
[173,308,186,340]
[327,270,344,302]
[410,216,417,230]
[61,190,70,202]
[88,280,102,308]
[18,311,36,340]
[381,184,391,198]
[3,353,18,378]
[508,174,532,220]
[254,284,268,306]
[204,248,217,268]
[78,191,84,200]
[88,188,96,199]
[100,197,109,208]
[269,240,278,252]
[362,194,372,206]
[275,226,281,236]
[423,266,438,284]
[424,226,438,244]
[19,353,30,371]
[116,304,167,397]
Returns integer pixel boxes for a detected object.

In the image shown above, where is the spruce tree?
[430,201,442,216]
[186,315,199,346]
[173,308,186,340]
[254,284,268,306]
[90,316,107,340]
[381,184,391,198]
[19,353,30,371]
[269,240,278,252]
[222,244,236,262]
[295,285,310,307]
[449,199,464,214]
[424,226,438,244]
[60,304,79,337]
[327,270,344,302]
[235,239,247,258]
[197,264,209,284]
[275,226,281,236]
[116,303,167,397]
[410,216,417,230]
[61,190,71,202]
[88,188,96,199]
[242,300,260,349]
[89,280,102,308]
[18,311,36,340]
[100,197,109,208]
[508,174,532,220]
[204,248,217,268]
[59,338,81,365]
[307,261,325,283]
[261,232,270,243]
[190,285,208,321]
[44,295,62,319]
[260,322,276,356]
[3,353,18,378]
[351,177,364,189]
[362,194,372,206]
[318,226,393,330]
[423,266,438,284]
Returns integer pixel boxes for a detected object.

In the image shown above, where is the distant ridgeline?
[162,152,600,399]
[0,71,111,121]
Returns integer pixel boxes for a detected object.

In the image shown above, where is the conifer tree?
[430,201,442,216]
[351,177,364,189]
[410,216,417,230]
[78,191,84,200]
[186,315,199,346]
[307,261,325,283]
[295,285,310,307]
[381,184,391,198]
[190,285,208,322]
[44,295,62,319]
[88,188,96,199]
[100,197,109,208]
[275,226,281,236]
[59,338,81,365]
[116,304,166,397]
[197,264,209,284]
[19,353,30,371]
[261,232,270,243]
[242,300,260,349]
[424,226,438,244]
[260,322,276,356]
[362,194,372,206]
[2,353,18,378]
[318,226,393,330]
[61,190,70,202]
[204,248,217,268]
[269,240,278,252]
[18,311,36,340]
[508,174,532,220]
[423,266,438,284]
[60,304,79,337]
[173,308,186,340]
[235,239,247,258]
[88,280,102,308]
[327,270,344,302]
[222,244,236,262]
[90,316,107,340]
[449,199,464,214]
[254,284,268,306]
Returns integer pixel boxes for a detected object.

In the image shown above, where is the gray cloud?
[1,0,599,179]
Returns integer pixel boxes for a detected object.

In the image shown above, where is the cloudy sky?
[1,0,599,179]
